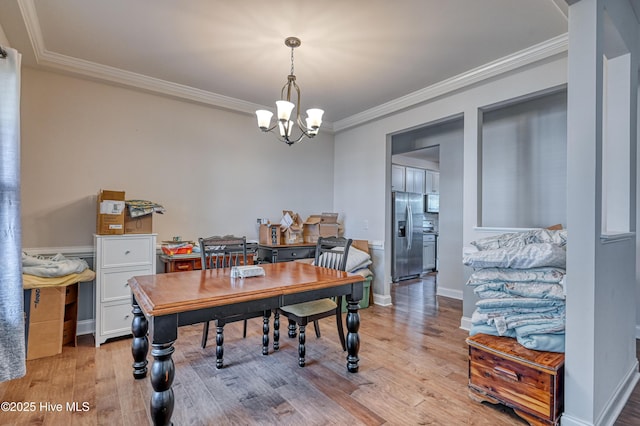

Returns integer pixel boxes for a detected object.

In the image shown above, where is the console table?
[257,242,316,263]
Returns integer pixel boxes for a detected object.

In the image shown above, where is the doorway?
[389,117,464,300]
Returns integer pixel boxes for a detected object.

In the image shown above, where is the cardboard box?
[303,215,322,243]
[320,223,339,237]
[303,214,340,243]
[96,190,125,235]
[27,287,66,360]
[320,212,339,223]
[259,224,281,245]
[281,210,304,244]
[124,210,153,234]
[283,228,304,244]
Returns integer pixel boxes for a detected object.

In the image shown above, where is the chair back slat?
[199,235,247,270]
[314,237,352,272]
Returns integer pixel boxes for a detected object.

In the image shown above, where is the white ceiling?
[0,0,569,129]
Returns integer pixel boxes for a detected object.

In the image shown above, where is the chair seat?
[280,299,337,317]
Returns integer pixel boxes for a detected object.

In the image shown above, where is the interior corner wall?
[0,23,10,47]
[333,54,568,306]
[20,68,336,249]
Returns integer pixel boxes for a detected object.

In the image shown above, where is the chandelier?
[255,37,324,146]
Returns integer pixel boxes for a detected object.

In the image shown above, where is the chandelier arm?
[292,79,302,124]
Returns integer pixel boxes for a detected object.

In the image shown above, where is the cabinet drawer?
[101,237,154,267]
[101,267,152,302]
[173,260,196,272]
[469,346,560,421]
[101,302,134,335]
[276,247,315,262]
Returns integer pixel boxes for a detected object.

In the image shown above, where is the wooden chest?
[466,334,565,426]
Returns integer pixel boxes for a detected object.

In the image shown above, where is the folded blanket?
[22,253,89,277]
[476,297,565,312]
[463,243,566,269]
[473,282,565,300]
[517,333,565,353]
[23,268,96,289]
[469,324,516,338]
[126,199,165,218]
[470,229,567,251]
[469,325,565,353]
[466,267,565,286]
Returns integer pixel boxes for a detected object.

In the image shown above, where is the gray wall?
[481,90,567,228]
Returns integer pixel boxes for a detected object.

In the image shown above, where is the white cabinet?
[423,234,436,271]
[391,164,406,191]
[405,167,426,194]
[94,233,156,346]
[425,171,440,193]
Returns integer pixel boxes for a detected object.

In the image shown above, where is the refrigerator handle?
[407,204,413,249]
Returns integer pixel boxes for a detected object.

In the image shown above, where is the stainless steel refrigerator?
[392,191,424,281]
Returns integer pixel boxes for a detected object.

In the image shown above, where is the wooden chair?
[199,235,265,369]
[275,236,353,367]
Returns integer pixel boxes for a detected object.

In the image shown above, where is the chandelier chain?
[290,46,295,76]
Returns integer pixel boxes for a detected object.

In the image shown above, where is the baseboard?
[436,287,463,300]
[373,293,392,306]
[460,316,472,331]
[76,319,95,336]
[559,413,592,426]
[595,359,640,426]
[560,360,640,426]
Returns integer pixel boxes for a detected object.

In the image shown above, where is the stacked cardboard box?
[96,190,125,235]
[303,213,340,243]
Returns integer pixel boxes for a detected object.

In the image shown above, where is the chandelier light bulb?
[306,109,324,129]
[276,100,295,121]
[256,110,273,130]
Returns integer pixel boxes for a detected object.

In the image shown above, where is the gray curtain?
[0,46,25,382]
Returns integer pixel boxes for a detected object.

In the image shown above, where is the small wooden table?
[129,262,364,426]
[159,252,254,273]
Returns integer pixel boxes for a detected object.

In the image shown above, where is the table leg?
[273,311,280,351]
[150,341,175,426]
[346,298,360,373]
[131,297,149,379]
[215,324,224,369]
[298,324,306,367]
[262,311,270,355]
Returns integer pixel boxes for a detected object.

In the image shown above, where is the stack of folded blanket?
[463,229,567,352]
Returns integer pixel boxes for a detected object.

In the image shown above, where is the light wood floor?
[2,275,639,425]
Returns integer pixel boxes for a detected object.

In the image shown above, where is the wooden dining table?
[128,261,364,426]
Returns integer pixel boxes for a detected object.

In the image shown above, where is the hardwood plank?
[1,274,638,425]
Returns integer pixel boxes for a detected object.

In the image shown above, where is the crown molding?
[17,0,336,133]
[333,33,569,133]
[18,0,563,136]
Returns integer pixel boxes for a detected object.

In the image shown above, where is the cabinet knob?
[125,250,131,255]
[124,282,129,287]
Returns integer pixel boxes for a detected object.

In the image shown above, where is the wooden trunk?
[466,334,565,426]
